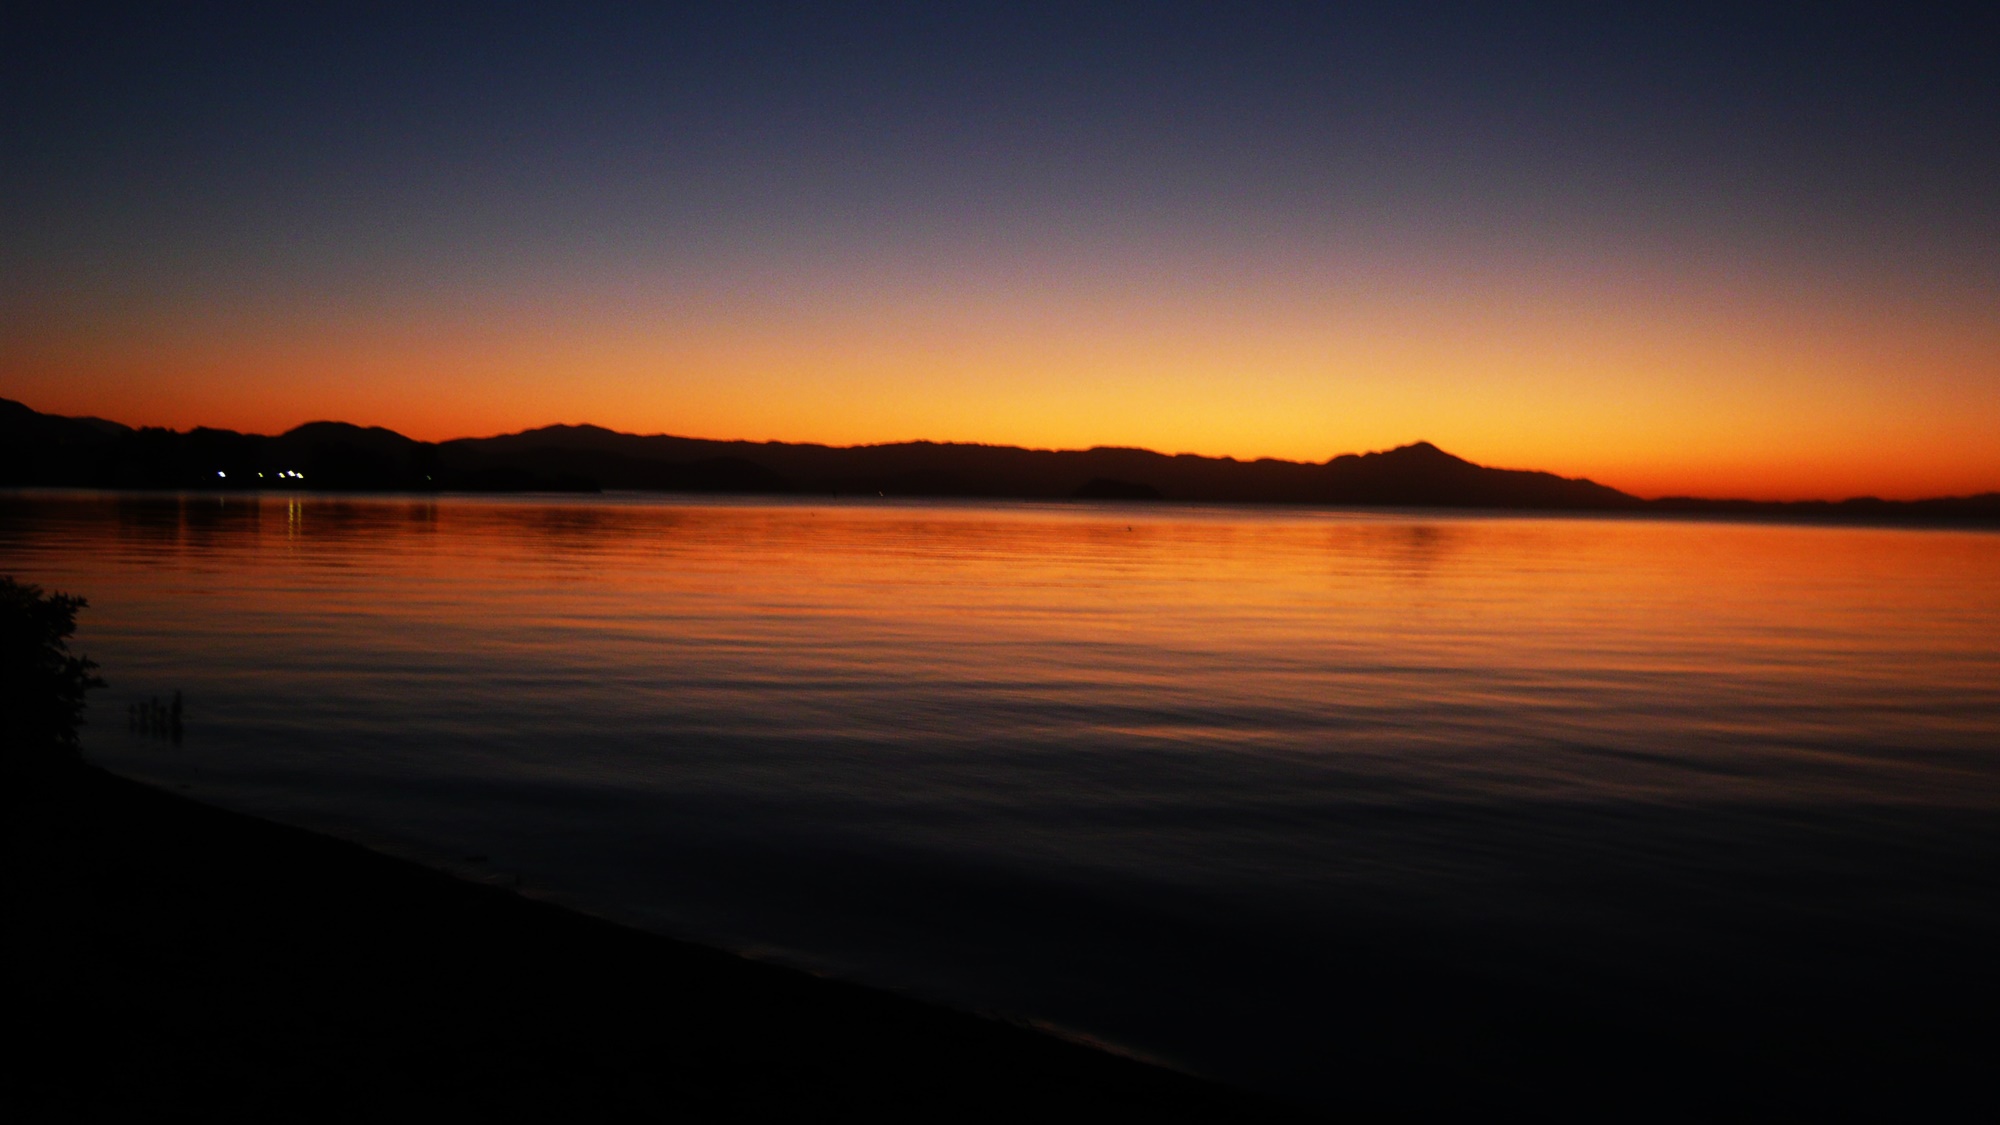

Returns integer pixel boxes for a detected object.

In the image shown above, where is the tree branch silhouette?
[2,576,105,758]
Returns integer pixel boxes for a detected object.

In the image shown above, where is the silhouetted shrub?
[1,577,104,755]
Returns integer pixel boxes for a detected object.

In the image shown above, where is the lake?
[7,490,2000,1111]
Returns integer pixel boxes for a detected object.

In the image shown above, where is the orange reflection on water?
[47,494,2000,779]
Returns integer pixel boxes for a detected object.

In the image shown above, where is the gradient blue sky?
[5,3,1996,497]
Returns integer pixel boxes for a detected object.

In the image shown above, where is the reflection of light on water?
[9,491,2000,1107]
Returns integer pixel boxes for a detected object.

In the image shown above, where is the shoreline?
[10,753,2000,1120]
[11,485,2000,538]
[2,758,1291,1119]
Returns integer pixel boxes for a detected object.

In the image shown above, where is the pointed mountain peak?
[1373,441,1471,465]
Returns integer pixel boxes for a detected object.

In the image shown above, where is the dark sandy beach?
[2,758,1292,1121]
[10,748,2000,1122]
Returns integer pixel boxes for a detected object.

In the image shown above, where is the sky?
[4,3,1996,499]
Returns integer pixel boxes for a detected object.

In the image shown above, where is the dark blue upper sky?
[10,3,1994,267]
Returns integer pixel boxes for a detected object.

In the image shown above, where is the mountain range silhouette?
[4,397,1994,520]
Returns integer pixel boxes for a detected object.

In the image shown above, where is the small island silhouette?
[4,397,1995,521]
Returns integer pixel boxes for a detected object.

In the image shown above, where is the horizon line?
[14,397,1999,508]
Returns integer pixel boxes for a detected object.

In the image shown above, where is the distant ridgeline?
[4,398,1996,520]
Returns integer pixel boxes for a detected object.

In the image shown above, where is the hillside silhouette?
[4,397,1995,520]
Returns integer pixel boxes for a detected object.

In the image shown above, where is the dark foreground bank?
[1,759,1291,1121]
[10,759,2000,1122]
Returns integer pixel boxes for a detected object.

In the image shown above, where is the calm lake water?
[8,491,2000,1109]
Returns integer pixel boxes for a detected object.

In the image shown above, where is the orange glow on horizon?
[7,235,1996,502]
